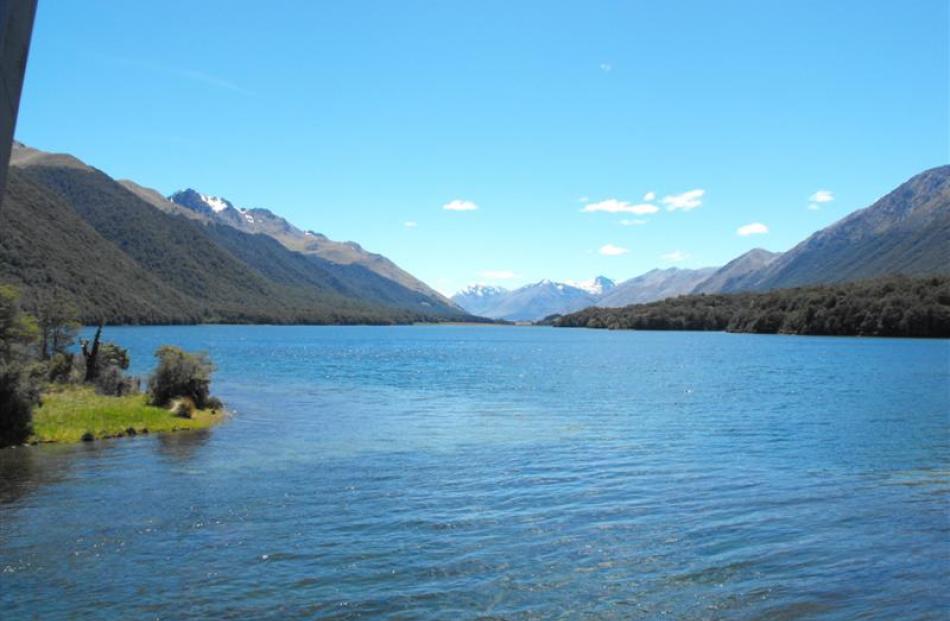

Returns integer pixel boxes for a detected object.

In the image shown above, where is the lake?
[1,326,948,619]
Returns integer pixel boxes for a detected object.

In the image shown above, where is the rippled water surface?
[1,326,948,619]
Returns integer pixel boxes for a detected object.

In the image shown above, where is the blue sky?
[16,1,948,295]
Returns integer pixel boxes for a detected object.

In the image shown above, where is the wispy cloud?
[599,244,629,256]
[582,199,659,215]
[178,68,254,95]
[578,196,590,203]
[479,270,517,280]
[620,218,648,226]
[737,222,769,236]
[96,53,255,96]
[600,63,612,72]
[403,221,418,228]
[643,191,656,201]
[662,189,704,212]
[661,250,689,262]
[443,199,479,211]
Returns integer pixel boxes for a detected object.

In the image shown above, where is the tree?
[80,322,103,383]
[0,285,41,446]
[35,294,80,360]
[148,345,215,409]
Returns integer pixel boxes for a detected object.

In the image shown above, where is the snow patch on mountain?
[199,193,232,213]
[564,276,616,295]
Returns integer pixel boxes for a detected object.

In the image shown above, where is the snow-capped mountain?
[452,278,612,321]
[451,285,509,317]
[564,276,616,296]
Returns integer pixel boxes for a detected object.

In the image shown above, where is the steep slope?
[168,188,453,304]
[7,143,468,323]
[598,267,718,307]
[0,168,204,323]
[692,249,781,294]
[746,166,950,290]
[118,179,206,222]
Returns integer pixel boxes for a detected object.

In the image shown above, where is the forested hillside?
[1,145,472,324]
[554,276,950,338]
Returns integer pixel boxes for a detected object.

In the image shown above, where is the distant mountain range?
[452,269,717,321]
[454,279,616,322]
[452,165,950,321]
[1,142,470,324]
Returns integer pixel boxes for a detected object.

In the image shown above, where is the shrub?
[94,365,140,397]
[47,352,74,384]
[0,285,41,447]
[148,346,215,409]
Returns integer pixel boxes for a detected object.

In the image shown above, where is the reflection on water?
[0,445,74,505]
[0,326,948,620]
[156,428,212,462]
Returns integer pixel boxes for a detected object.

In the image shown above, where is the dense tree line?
[554,276,950,338]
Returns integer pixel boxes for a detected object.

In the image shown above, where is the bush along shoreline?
[0,285,225,448]
[552,276,950,338]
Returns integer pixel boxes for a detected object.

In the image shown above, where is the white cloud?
[582,198,659,215]
[661,250,689,262]
[737,222,769,236]
[443,199,478,211]
[643,191,656,201]
[810,190,834,203]
[620,218,648,226]
[578,196,590,203]
[807,203,821,211]
[479,270,517,280]
[662,189,705,211]
[599,244,629,256]
[600,63,612,72]
[403,220,417,228]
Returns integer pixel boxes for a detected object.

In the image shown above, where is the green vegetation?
[1,161,473,325]
[554,276,950,338]
[148,346,215,409]
[0,285,43,446]
[32,385,222,444]
[0,284,225,447]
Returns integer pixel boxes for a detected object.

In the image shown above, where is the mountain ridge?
[3,142,471,324]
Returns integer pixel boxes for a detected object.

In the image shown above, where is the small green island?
[1,285,225,448]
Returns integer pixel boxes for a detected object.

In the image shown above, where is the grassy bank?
[31,386,225,443]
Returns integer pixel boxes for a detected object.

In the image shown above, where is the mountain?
[3,142,469,324]
[731,166,950,291]
[452,279,612,321]
[451,285,509,317]
[598,267,718,308]
[166,188,452,303]
[564,276,616,296]
[691,249,782,294]
[487,280,599,321]
[1,167,204,323]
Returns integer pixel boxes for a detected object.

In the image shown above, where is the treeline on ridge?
[553,276,950,337]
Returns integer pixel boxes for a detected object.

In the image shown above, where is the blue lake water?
[1,326,948,619]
